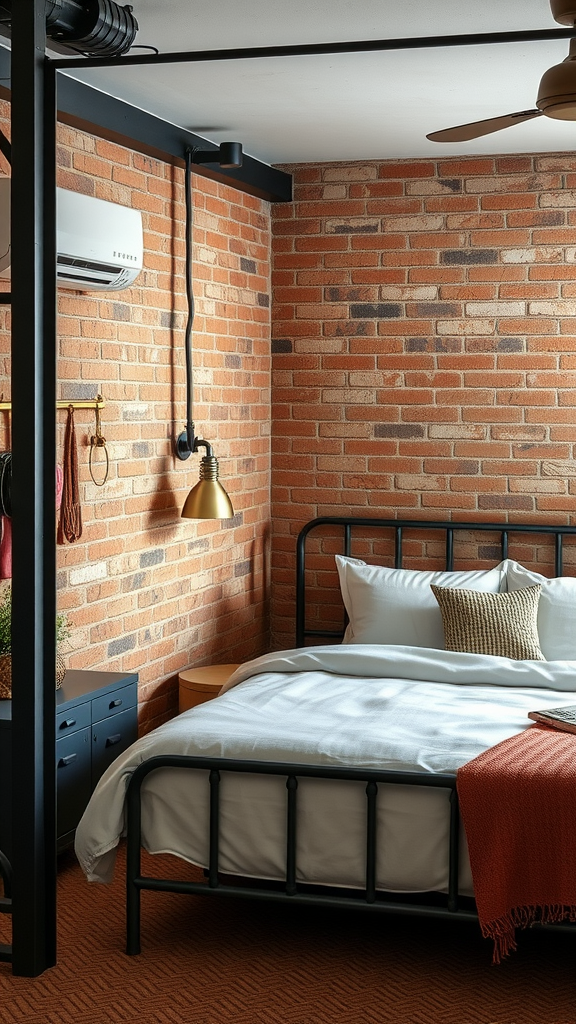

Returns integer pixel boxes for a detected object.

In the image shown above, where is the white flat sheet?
[75,645,576,893]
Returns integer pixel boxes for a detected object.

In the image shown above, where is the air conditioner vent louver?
[0,181,143,292]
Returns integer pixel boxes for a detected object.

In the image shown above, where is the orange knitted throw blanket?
[457,723,576,962]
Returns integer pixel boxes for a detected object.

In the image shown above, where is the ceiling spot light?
[191,142,243,169]
[0,0,139,57]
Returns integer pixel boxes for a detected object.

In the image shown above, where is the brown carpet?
[0,846,575,1024]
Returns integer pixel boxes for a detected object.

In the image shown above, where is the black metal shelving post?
[10,1,57,976]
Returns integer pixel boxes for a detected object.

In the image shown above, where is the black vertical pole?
[10,3,57,976]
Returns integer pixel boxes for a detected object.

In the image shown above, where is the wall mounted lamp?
[175,146,242,519]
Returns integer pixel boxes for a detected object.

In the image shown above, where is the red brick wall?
[0,100,271,731]
[271,156,576,648]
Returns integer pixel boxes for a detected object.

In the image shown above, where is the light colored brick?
[69,561,108,586]
[465,302,525,317]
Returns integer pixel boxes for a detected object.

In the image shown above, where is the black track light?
[0,0,138,57]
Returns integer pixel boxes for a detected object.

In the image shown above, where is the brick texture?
[0,100,271,733]
[271,156,576,648]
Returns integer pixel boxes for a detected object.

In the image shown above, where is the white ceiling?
[59,0,576,165]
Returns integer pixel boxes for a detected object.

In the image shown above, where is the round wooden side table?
[178,663,240,714]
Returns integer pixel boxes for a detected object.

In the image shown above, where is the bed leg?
[126,771,143,955]
[126,873,141,956]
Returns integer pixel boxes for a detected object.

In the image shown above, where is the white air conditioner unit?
[0,179,143,291]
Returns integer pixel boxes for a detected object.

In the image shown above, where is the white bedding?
[75,645,576,894]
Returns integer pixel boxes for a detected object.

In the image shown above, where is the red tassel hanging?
[58,406,82,543]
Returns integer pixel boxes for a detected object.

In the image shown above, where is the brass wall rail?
[0,395,104,411]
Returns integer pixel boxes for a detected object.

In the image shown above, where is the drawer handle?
[58,753,77,768]
[59,718,76,730]
[109,699,123,709]
[105,733,122,748]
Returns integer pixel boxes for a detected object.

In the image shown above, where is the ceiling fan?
[427,0,576,143]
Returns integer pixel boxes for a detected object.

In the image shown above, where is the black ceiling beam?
[49,27,576,71]
[0,49,291,204]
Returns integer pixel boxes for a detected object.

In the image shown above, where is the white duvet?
[75,645,576,894]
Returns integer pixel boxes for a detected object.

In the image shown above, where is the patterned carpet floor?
[0,845,575,1024]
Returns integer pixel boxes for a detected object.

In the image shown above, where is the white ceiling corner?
[59,0,576,164]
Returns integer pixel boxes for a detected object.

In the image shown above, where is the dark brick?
[496,338,524,352]
[350,303,402,319]
[479,545,502,561]
[415,302,460,317]
[439,179,462,193]
[234,559,251,577]
[478,495,533,511]
[240,257,257,274]
[223,512,244,530]
[122,571,146,592]
[112,302,130,321]
[160,310,178,329]
[331,321,371,336]
[225,354,242,369]
[107,633,136,657]
[56,570,67,591]
[333,222,379,234]
[187,538,210,551]
[407,337,462,353]
[375,424,425,439]
[257,292,270,308]
[132,441,152,458]
[139,548,164,568]
[272,338,293,353]
[60,382,95,400]
[327,287,370,302]
[440,249,498,266]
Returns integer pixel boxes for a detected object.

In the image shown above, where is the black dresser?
[0,669,138,861]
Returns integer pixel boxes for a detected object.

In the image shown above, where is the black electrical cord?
[184,148,196,455]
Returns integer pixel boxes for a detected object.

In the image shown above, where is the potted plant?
[0,585,71,699]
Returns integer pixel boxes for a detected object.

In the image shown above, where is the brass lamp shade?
[181,454,234,520]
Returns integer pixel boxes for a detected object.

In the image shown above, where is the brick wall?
[0,99,272,732]
[271,155,576,648]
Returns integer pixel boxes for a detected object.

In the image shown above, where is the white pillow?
[335,556,505,649]
[504,559,576,661]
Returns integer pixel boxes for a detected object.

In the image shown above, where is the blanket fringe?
[482,904,576,963]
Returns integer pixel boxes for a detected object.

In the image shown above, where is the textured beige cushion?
[430,584,545,661]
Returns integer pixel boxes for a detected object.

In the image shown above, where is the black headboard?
[295,516,576,648]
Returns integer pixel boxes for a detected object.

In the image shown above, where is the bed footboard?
[125,755,473,956]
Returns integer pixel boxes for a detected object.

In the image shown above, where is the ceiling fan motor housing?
[550,1,576,26]
[537,39,576,119]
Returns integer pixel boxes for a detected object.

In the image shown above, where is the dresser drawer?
[92,706,137,788]
[56,701,91,737]
[56,728,92,838]
[92,681,137,724]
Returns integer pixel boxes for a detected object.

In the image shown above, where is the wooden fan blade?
[427,109,543,143]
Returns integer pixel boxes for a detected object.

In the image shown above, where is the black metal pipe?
[50,26,576,71]
[286,776,298,895]
[10,0,57,977]
[394,525,402,570]
[365,781,377,904]
[448,789,460,913]
[208,769,220,888]
[126,756,143,956]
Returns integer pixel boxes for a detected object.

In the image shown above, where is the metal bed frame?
[125,516,576,954]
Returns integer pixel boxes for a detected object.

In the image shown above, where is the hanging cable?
[183,147,196,455]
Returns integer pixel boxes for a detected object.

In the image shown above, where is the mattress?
[75,645,576,894]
